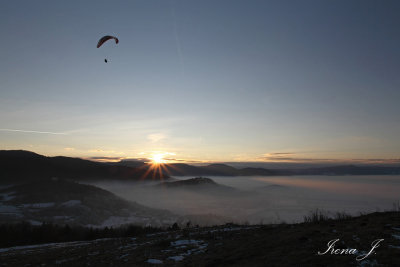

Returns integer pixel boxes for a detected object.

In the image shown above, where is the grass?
[303,209,352,223]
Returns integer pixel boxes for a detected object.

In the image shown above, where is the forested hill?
[0,150,168,182]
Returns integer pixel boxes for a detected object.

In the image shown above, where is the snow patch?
[0,191,16,201]
[168,239,208,258]
[29,220,42,226]
[0,205,20,213]
[392,234,400,240]
[359,259,378,267]
[146,259,163,264]
[0,205,23,217]
[21,202,55,208]
[55,258,75,264]
[168,255,184,261]
[0,238,118,254]
[171,239,201,246]
[61,200,81,207]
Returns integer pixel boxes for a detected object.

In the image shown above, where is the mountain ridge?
[0,150,168,183]
[2,151,400,183]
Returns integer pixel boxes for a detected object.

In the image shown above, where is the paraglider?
[97,35,119,48]
[97,35,119,63]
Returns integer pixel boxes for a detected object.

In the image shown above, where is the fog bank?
[88,175,400,225]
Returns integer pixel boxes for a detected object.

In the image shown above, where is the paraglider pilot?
[97,35,118,63]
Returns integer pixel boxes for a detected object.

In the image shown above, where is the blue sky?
[1,0,399,163]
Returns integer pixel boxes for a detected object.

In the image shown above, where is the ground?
[1,212,400,266]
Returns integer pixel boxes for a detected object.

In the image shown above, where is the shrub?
[303,209,329,223]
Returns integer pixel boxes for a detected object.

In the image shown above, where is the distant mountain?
[110,159,146,168]
[0,179,178,227]
[279,165,400,176]
[0,150,168,183]
[157,163,219,176]
[151,163,400,176]
[2,151,399,183]
[201,164,238,175]
[143,163,278,177]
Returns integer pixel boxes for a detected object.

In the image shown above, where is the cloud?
[347,158,400,164]
[269,152,295,156]
[163,158,201,163]
[88,149,125,156]
[261,152,339,162]
[64,147,75,151]
[0,128,68,135]
[261,152,302,162]
[259,152,400,165]
[264,157,334,162]
[86,156,125,162]
[147,133,167,143]
[171,4,185,76]
[261,153,344,163]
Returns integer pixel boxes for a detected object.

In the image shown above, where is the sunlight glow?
[151,153,166,164]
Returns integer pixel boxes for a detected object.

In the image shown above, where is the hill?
[142,163,278,176]
[155,177,245,197]
[0,179,178,227]
[116,161,400,177]
[0,150,168,183]
[157,177,219,188]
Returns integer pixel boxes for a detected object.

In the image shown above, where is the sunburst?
[151,153,166,164]
[139,152,185,181]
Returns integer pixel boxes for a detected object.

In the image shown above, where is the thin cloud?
[347,158,400,164]
[0,128,68,135]
[86,156,125,163]
[147,133,167,143]
[259,154,400,165]
[263,157,335,162]
[171,4,185,76]
[261,152,340,162]
[88,156,124,160]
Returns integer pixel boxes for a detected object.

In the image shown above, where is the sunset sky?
[1,1,399,164]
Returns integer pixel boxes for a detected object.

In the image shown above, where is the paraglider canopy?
[97,35,119,48]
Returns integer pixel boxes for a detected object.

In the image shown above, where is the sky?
[1,0,400,164]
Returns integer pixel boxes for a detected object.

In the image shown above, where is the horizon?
[1,1,400,165]
[3,149,400,169]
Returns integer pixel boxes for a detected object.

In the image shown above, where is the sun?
[151,153,166,164]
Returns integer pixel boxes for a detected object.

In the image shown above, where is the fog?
[88,175,400,225]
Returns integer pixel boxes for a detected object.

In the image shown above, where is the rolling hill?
[0,150,168,183]
[0,179,178,227]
